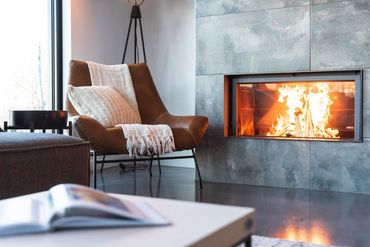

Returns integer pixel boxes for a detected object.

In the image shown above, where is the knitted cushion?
[67,85,140,127]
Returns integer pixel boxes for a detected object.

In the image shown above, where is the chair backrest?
[66,60,168,124]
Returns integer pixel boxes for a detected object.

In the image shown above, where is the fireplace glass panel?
[236,81,356,140]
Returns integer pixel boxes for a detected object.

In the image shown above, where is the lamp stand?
[122,5,147,64]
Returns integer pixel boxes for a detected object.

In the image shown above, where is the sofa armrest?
[154,112,208,148]
[73,115,126,154]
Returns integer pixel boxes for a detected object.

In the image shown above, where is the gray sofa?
[0,132,90,199]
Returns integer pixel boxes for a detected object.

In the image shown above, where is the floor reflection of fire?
[274,220,332,246]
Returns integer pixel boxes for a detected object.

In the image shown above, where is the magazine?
[0,184,170,237]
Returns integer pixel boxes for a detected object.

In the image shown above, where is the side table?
[3,110,72,135]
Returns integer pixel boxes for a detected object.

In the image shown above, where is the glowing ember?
[268,82,339,138]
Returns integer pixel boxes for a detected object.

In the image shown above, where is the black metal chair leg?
[192,149,203,190]
[93,151,97,189]
[87,153,91,186]
[157,154,161,174]
[100,155,106,173]
[149,155,153,177]
[244,235,252,247]
[149,176,153,197]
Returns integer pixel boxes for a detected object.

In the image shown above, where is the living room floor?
[93,164,370,247]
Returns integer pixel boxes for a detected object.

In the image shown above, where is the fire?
[268,82,339,138]
[274,220,332,246]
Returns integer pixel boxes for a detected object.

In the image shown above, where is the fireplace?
[225,70,363,142]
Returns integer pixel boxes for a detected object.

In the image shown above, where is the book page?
[49,184,145,221]
[0,197,50,236]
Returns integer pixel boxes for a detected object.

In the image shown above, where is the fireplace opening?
[225,70,363,142]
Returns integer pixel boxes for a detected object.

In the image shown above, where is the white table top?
[0,193,255,247]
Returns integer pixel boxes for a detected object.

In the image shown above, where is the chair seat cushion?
[74,114,208,154]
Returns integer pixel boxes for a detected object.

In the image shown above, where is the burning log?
[294,108,303,137]
[274,124,290,137]
[268,83,340,139]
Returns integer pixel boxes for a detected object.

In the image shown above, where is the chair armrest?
[73,115,126,153]
[155,113,209,148]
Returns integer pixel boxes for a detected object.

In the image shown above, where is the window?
[0,0,62,124]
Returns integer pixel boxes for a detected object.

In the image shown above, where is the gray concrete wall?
[195,0,370,194]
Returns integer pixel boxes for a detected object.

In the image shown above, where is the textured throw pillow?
[67,85,141,127]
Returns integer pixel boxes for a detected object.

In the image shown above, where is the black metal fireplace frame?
[225,70,363,142]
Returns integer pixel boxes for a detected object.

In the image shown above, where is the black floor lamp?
[122,0,147,64]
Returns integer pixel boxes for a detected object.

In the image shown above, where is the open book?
[0,184,170,237]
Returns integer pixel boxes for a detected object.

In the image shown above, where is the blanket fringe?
[116,124,175,157]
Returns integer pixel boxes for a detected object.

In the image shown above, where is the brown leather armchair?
[67,60,208,188]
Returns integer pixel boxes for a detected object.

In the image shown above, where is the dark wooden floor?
[93,164,370,247]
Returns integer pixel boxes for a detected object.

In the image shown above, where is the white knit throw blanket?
[116,124,175,157]
[87,61,141,122]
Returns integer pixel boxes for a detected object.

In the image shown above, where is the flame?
[274,220,332,245]
[268,82,339,138]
